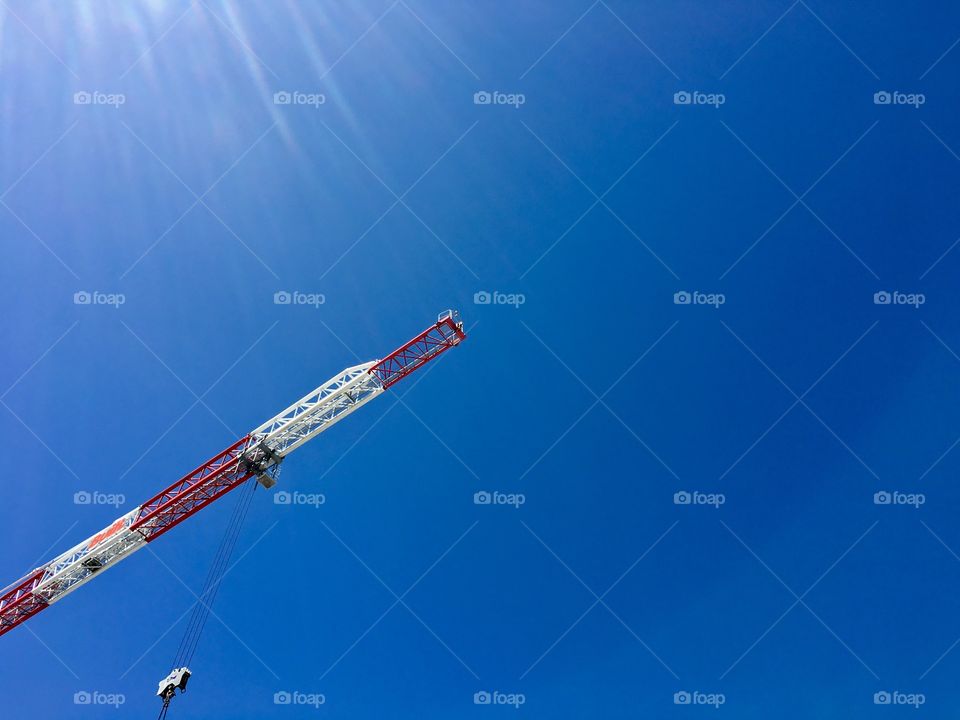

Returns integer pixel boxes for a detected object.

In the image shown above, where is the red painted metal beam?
[370,315,466,389]
[0,313,468,641]
[0,439,257,638]
[0,569,48,638]
[132,436,254,543]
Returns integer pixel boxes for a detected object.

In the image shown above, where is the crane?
[0,311,466,699]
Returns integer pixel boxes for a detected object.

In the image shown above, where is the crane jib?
[0,311,466,639]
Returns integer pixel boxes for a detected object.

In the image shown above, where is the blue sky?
[3,1,960,717]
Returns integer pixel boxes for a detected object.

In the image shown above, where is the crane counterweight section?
[0,311,467,640]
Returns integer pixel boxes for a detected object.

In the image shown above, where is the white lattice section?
[35,508,148,604]
[245,362,384,458]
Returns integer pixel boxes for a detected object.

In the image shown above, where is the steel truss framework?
[0,312,465,637]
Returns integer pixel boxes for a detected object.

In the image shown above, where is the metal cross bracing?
[245,361,385,458]
[370,310,465,388]
[0,311,466,638]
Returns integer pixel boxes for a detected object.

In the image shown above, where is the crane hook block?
[157,667,191,701]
